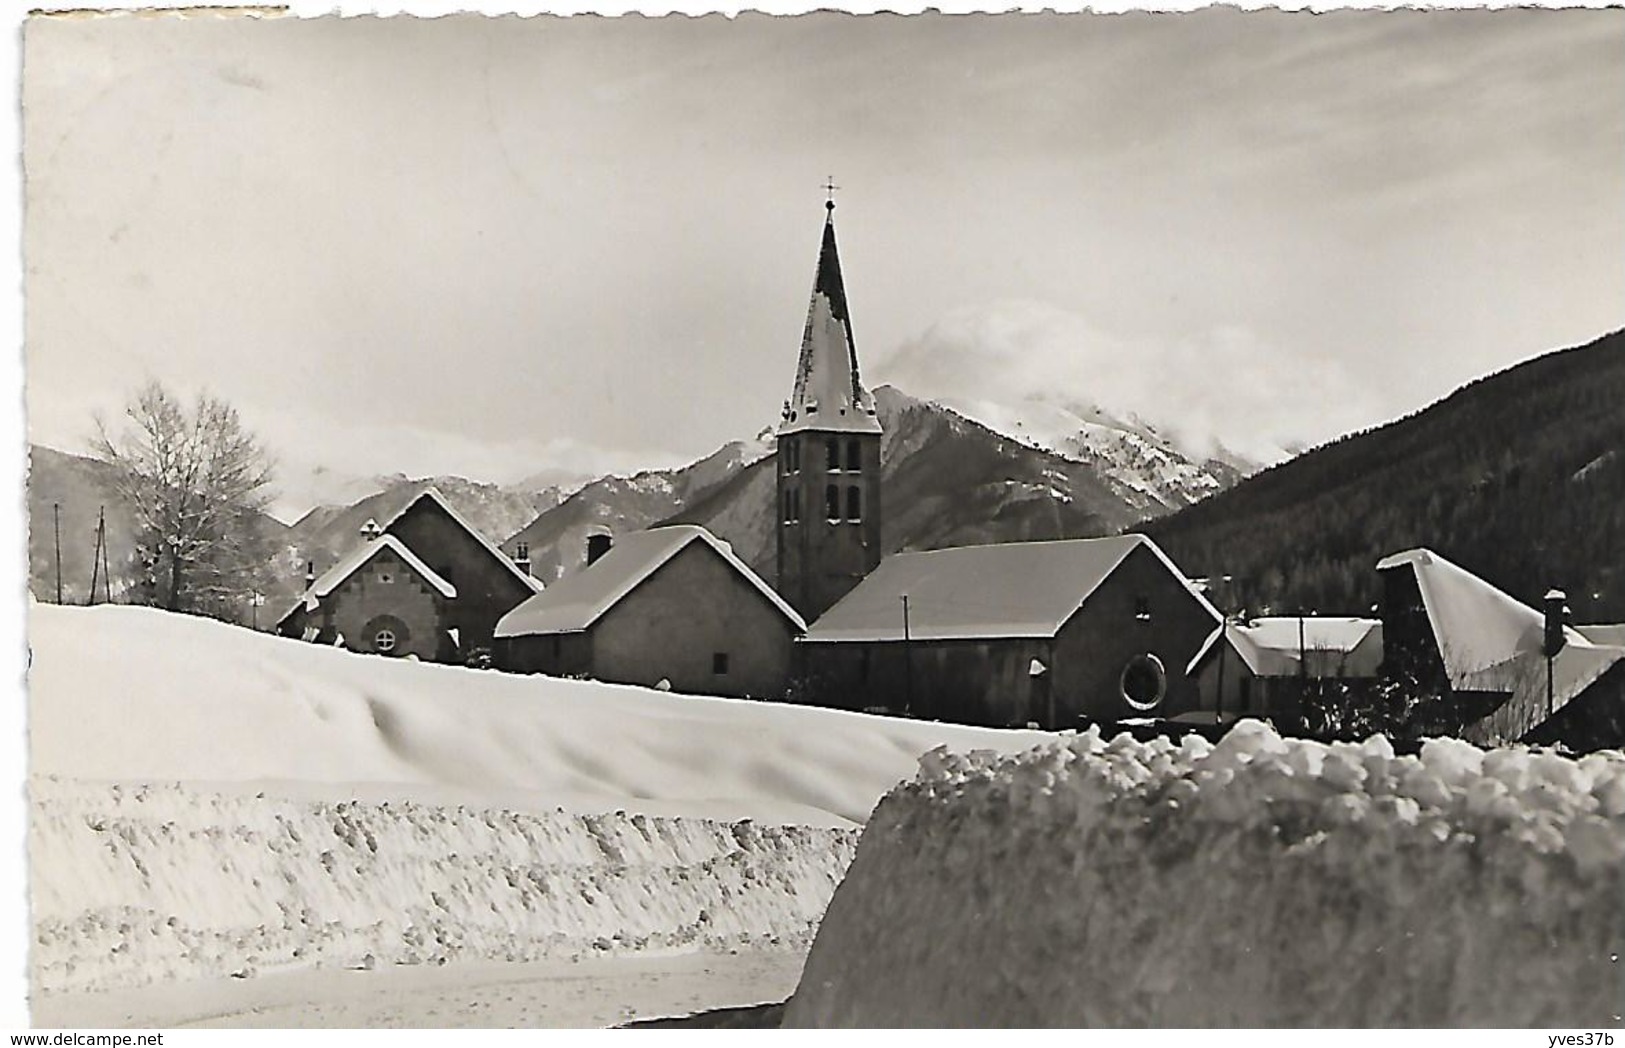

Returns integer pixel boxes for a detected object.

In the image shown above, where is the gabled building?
[797,534,1220,728]
[277,486,541,662]
[492,524,806,698]
[775,197,883,624]
[1187,616,1384,724]
[1376,547,1625,745]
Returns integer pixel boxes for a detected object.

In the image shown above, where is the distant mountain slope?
[288,476,564,568]
[498,439,773,583]
[1145,329,1625,622]
[26,444,293,612]
[922,393,1253,511]
[664,386,1163,579]
[26,445,141,604]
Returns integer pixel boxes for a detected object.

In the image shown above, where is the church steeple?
[775,193,884,623]
[779,198,881,437]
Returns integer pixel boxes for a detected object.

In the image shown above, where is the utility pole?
[88,508,105,606]
[901,593,913,717]
[1215,617,1227,725]
[52,503,62,604]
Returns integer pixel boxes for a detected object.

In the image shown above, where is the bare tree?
[92,381,277,620]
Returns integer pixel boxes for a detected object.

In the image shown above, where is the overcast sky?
[22,9,1625,485]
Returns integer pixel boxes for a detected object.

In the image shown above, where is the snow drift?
[787,722,1625,1027]
[27,605,1045,999]
[29,605,1046,828]
[31,778,853,996]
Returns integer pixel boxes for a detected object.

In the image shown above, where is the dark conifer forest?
[1145,329,1625,624]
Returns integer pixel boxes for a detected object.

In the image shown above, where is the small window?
[846,439,862,472]
[825,484,840,522]
[713,652,729,675]
[783,489,795,524]
[374,628,397,654]
[846,485,862,523]
[792,488,801,523]
[786,440,800,474]
[516,541,529,560]
[1134,596,1151,622]
[826,438,841,472]
[377,570,395,585]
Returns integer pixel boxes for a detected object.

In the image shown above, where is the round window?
[1119,653,1167,711]
[362,615,409,657]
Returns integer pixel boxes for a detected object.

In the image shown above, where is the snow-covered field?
[26,604,1047,1026]
[788,723,1625,1027]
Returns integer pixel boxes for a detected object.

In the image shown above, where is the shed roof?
[494,524,805,638]
[1375,547,1620,711]
[801,533,1218,643]
[1375,548,1588,690]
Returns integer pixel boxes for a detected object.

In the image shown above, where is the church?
[774,195,884,624]
[769,196,1218,726]
[484,193,1219,724]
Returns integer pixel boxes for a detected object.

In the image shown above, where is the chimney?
[304,560,316,587]
[586,532,613,567]
[515,541,531,577]
[1543,589,1569,659]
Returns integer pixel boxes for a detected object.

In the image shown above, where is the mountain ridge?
[1144,328,1625,622]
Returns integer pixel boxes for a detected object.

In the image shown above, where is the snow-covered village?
[12,5,1625,1034]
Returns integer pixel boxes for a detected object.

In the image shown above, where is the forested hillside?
[1145,330,1625,623]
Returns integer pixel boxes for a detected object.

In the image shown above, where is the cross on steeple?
[823,176,840,212]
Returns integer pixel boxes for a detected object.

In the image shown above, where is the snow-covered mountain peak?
[875,385,1243,513]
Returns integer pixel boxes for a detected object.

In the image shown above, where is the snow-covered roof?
[1376,547,1620,711]
[779,209,881,437]
[382,485,543,594]
[802,534,1220,643]
[286,534,456,619]
[494,524,805,639]
[1375,548,1586,689]
[1188,617,1383,678]
[1578,624,1625,648]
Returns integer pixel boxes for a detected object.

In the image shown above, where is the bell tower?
[776,192,883,622]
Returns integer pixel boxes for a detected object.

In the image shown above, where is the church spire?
[780,195,881,436]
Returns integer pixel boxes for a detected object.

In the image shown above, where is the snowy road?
[34,950,805,1029]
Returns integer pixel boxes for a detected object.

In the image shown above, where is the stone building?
[277,486,541,662]
[492,524,805,698]
[796,533,1220,728]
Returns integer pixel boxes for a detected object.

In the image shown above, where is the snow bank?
[31,777,854,996]
[29,605,1046,828]
[28,605,1048,999]
[787,722,1625,1027]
